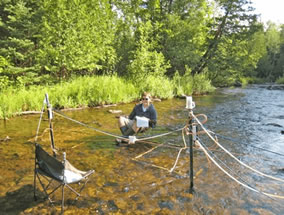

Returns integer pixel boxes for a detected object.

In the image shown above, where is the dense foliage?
[255,22,284,83]
[0,0,284,118]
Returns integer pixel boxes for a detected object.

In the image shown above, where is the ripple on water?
[1,86,284,214]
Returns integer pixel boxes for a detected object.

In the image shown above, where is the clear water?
[0,85,284,214]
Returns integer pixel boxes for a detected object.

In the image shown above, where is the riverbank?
[0,75,215,119]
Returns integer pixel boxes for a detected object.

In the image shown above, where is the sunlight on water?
[0,86,284,214]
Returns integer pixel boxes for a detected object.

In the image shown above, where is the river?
[0,85,284,214]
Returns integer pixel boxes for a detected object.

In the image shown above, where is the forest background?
[1,0,284,119]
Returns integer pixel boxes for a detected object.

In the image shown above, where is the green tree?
[272,24,284,80]
[127,21,170,84]
[256,22,281,81]
[192,0,258,76]
[36,0,117,79]
[159,0,213,76]
[0,0,42,87]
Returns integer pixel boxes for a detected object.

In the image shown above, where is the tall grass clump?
[0,73,215,119]
[0,86,46,119]
[192,73,215,94]
[136,75,174,99]
[173,70,215,96]
[47,75,139,108]
[0,75,139,118]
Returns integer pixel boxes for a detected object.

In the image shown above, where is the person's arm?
[149,105,157,128]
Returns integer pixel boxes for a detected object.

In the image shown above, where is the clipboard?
[136,116,149,128]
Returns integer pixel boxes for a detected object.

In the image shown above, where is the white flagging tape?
[192,113,284,184]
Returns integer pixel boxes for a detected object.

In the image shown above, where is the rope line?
[208,131,284,158]
[53,109,185,143]
[35,100,284,201]
[34,99,45,142]
[134,144,164,159]
[54,108,190,174]
[196,139,284,199]
[191,113,284,184]
[169,127,188,172]
[138,127,184,141]
[133,127,190,174]
[197,137,275,198]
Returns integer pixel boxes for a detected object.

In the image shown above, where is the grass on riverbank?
[276,75,284,84]
[0,74,214,119]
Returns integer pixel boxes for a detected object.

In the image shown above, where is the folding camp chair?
[33,143,94,214]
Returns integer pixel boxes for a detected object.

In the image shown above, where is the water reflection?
[0,86,284,214]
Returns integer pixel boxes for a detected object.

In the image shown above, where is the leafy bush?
[137,75,174,99]
[127,21,170,84]
[173,69,214,96]
[276,75,284,84]
[192,73,215,94]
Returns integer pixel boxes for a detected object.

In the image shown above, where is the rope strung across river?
[196,138,284,200]
[54,108,284,185]
[191,112,284,184]
[35,98,284,200]
[53,108,191,176]
[208,131,284,158]
[53,109,185,142]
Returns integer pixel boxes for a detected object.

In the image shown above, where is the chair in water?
[33,143,94,214]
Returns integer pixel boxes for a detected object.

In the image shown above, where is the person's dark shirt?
[128,103,157,128]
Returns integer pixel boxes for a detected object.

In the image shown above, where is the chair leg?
[61,184,65,214]
[34,170,37,201]
[36,174,54,204]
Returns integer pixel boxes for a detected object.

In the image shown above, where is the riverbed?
[0,85,283,214]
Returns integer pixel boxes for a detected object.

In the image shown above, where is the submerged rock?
[266,84,284,90]
[107,200,118,212]
[266,123,283,128]
[158,200,174,210]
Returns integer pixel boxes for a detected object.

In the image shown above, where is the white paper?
[136,116,149,128]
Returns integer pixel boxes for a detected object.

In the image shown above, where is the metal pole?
[45,93,56,157]
[189,112,194,192]
[185,96,196,193]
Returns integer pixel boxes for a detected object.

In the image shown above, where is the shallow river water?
[0,85,284,214]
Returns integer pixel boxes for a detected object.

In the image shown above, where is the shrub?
[137,75,174,99]
[276,75,284,84]
[173,69,214,96]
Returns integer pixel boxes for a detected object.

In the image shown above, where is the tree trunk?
[192,8,230,75]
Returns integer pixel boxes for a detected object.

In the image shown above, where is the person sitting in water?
[117,92,157,143]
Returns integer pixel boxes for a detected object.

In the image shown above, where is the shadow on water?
[0,184,44,215]
[1,86,284,214]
